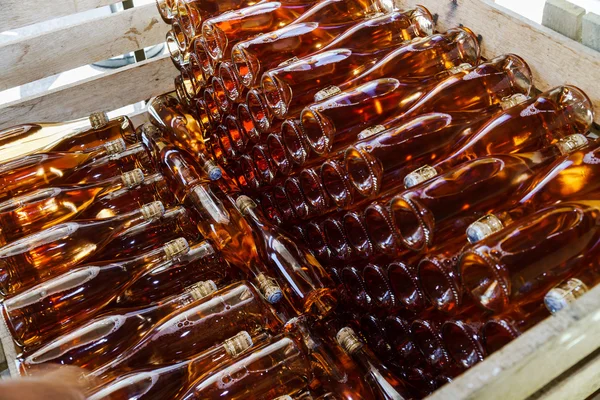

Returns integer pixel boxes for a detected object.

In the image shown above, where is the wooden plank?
[399,0,600,125]
[0,0,122,31]
[0,55,177,130]
[426,284,600,400]
[0,3,169,91]
[0,310,18,377]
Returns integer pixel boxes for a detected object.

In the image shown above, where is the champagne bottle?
[0,201,165,296]
[390,135,589,252]
[440,320,485,369]
[236,195,337,316]
[0,169,144,245]
[17,280,219,373]
[544,264,600,314]
[2,237,191,347]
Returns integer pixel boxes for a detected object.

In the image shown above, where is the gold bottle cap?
[404,165,437,188]
[500,93,529,110]
[466,214,504,244]
[141,201,165,220]
[223,331,254,357]
[187,280,218,300]
[235,195,257,215]
[121,169,145,188]
[545,278,589,314]
[163,237,190,259]
[556,133,589,155]
[357,125,386,140]
[104,138,127,155]
[336,327,363,355]
[448,63,473,75]
[89,112,109,129]
[256,273,283,304]
[314,85,342,102]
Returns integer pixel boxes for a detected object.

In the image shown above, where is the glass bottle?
[363,264,395,310]
[202,0,320,63]
[390,134,589,252]
[264,23,471,120]
[342,210,376,260]
[409,320,454,371]
[404,85,595,188]
[336,327,416,399]
[156,0,177,23]
[340,266,372,310]
[544,264,600,314]
[177,335,312,399]
[236,195,337,317]
[0,169,145,245]
[460,200,600,313]
[440,320,485,369]
[301,54,533,156]
[0,201,165,296]
[86,331,265,400]
[91,281,283,379]
[387,260,430,314]
[231,0,396,88]
[220,61,248,103]
[0,114,136,162]
[2,237,191,348]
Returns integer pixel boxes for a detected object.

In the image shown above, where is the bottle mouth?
[418,258,461,314]
[272,186,297,222]
[322,218,352,261]
[174,2,197,42]
[450,27,481,68]
[441,321,485,369]
[262,73,290,119]
[251,145,275,185]
[193,38,215,79]
[345,146,379,197]
[364,203,402,255]
[202,23,227,62]
[216,125,237,160]
[320,160,353,208]
[303,222,330,260]
[203,89,221,127]
[388,261,427,311]
[156,0,175,22]
[211,77,230,113]
[341,267,371,309]
[482,319,519,355]
[224,115,246,153]
[553,85,595,133]
[363,264,395,309]
[266,134,291,176]
[247,89,272,134]
[342,212,374,259]
[259,192,283,225]
[281,119,309,166]
[410,5,435,37]
[301,107,333,155]
[237,103,260,144]
[410,320,451,368]
[489,54,534,102]
[460,250,510,313]
[299,169,328,211]
[390,195,431,252]
[284,177,310,219]
[232,46,257,88]
[239,155,261,191]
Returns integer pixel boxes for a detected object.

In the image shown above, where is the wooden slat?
[427,284,600,400]
[0,0,122,32]
[0,3,169,91]
[399,0,600,125]
[0,55,177,130]
[0,310,18,377]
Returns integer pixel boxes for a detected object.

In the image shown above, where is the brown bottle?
[231,0,395,88]
[409,320,454,371]
[0,114,136,162]
[301,54,532,156]
[0,169,145,245]
[1,237,191,348]
[237,196,337,317]
[440,320,485,369]
[86,331,264,400]
[342,210,376,259]
[387,260,430,313]
[17,280,219,373]
[362,264,395,310]
[460,200,600,313]
[0,201,165,296]
[91,281,283,379]
[404,85,595,189]
[264,23,472,120]
[202,0,320,63]
[220,61,248,103]
[544,263,600,314]
[390,135,589,252]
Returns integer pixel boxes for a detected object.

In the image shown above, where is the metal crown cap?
[121,169,145,188]
[235,195,257,215]
[256,273,283,304]
[104,138,127,155]
[141,201,165,220]
[404,165,437,188]
[336,327,363,355]
[163,237,190,259]
[466,214,504,244]
[205,160,223,181]
[188,280,218,300]
[89,112,109,129]
[223,331,254,357]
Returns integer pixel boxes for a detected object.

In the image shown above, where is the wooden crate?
[0,0,600,398]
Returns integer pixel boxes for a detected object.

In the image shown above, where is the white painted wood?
[398,0,600,125]
[0,0,122,31]
[0,3,169,91]
[542,0,586,41]
[0,54,177,130]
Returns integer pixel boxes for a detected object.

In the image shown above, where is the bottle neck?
[113,201,166,235]
[121,237,190,275]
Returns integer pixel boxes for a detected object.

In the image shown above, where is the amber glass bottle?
[0,169,144,245]
[460,200,600,313]
[0,201,165,296]
[390,134,589,252]
[87,331,265,400]
[2,237,191,348]
[202,0,319,63]
[404,85,594,188]
[91,281,283,379]
[17,280,218,373]
[263,24,471,120]
[236,195,337,317]
[301,54,532,156]
[544,264,600,314]
[231,0,396,88]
